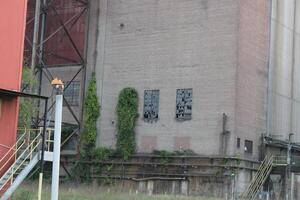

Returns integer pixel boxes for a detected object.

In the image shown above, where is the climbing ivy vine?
[80,73,100,156]
[116,88,139,159]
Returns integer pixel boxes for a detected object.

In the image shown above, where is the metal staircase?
[0,129,53,199]
[240,154,274,200]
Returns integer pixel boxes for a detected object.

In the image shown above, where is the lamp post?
[51,78,64,200]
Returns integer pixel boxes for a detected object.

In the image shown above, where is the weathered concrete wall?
[88,0,270,161]
[93,0,239,155]
[269,0,300,142]
[235,0,270,159]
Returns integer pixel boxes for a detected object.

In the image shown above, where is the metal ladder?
[240,154,274,200]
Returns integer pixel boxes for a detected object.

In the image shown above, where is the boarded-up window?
[237,138,241,148]
[244,140,253,154]
[176,89,192,120]
[143,90,159,121]
[64,81,80,106]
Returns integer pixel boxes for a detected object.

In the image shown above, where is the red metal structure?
[25,0,86,66]
[0,0,28,192]
[24,0,89,154]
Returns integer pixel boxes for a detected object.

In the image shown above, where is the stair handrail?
[10,135,41,175]
[246,156,273,199]
[245,157,273,199]
[0,134,42,192]
[247,156,273,199]
[0,130,42,177]
[240,154,274,200]
[242,154,272,195]
[246,155,273,195]
[0,140,27,174]
[0,131,28,166]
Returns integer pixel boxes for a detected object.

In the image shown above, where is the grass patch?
[12,182,221,200]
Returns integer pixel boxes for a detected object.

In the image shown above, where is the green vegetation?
[116,88,139,159]
[80,73,100,156]
[12,183,221,200]
[18,67,37,129]
[90,147,116,161]
[75,73,101,182]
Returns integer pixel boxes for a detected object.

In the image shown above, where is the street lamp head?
[51,78,64,93]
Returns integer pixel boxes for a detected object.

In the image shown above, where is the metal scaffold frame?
[24,0,90,155]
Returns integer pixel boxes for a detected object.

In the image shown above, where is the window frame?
[175,88,193,121]
[244,140,253,154]
[63,81,80,107]
[143,89,160,122]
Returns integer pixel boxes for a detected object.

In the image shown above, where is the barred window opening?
[176,88,192,120]
[64,81,80,106]
[143,90,159,121]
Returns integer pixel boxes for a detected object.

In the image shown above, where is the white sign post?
[51,79,64,200]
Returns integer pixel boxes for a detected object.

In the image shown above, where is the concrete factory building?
[86,0,269,158]
[31,0,300,198]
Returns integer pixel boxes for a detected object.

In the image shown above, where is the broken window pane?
[143,90,159,121]
[176,88,192,120]
[64,81,80,106]
[244,140,253,154]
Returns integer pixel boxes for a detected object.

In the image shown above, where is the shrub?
[90,147,116,161]
[116,88,138,159]
[81,73,100,155]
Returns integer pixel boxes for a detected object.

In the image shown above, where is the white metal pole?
[51,90,63,200]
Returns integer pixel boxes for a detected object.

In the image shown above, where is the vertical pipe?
[40,99,48,171]
[266,0,274,136]
[290,0,297,137]
[31,0,41,72]
[291,173,295,200]
[36,0,47,125]
[222,113,228,155]
[37,173,43,200]
[51,92,63,200]
[38,0,47,67]
[38,98,48,200]
[80,0,90,131]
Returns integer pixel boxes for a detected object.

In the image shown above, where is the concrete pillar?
[171,181,176,194]
[181,181,188,196]
[147,181,154,195]
[138,181,146,193]
[291,173,295,200]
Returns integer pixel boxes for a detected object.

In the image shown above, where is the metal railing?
[0,128,54,192]
[0,133,41,192]
[273,156,287,166]
[240,154,274,200]
[0,131,28,168]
